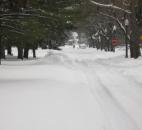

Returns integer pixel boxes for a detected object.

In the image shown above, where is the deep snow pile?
[0,46,142,130]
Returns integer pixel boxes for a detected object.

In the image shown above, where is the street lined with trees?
[0,0,142,64]
[1,1,142,130]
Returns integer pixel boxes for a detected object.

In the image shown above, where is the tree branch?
[99,12,126,33]
[2,24,24,35]
[89,0,131,14]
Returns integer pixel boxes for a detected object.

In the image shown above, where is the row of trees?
[70,0,142,58]
[0,0,83,61]
[84,0,142,58]
[1,0,142,62]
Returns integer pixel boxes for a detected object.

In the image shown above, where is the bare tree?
[89,0,141,58]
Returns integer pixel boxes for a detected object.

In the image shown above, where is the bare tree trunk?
[32,48,36,58]
[7,45,12,55]
[17,46,23,59]
[0,43,5,59]
[24,47,29,59]
[130,15,141,58]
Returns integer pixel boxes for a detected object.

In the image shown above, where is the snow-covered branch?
[0,13,31,18]
[2,24,24,35]
[0,18,20,23]
[90,0,131,14]
[99,12,130,40]
[0,13,58,23]
[99,12,126,33]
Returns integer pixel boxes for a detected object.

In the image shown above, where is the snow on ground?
[0,46,142,130]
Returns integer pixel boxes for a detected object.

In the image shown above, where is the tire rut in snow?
[75,61,140,130]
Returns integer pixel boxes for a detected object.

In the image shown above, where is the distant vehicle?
[79,43,87,49]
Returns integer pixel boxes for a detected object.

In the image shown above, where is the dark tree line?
[0,0,82,61]
[1,0,142,63]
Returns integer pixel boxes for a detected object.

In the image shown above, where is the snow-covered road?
[0,47,142,130]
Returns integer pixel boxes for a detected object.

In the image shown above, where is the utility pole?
[125,19,129,58]
[0,37,1,65]
[125,25,128,58]
[0,20,1,65]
